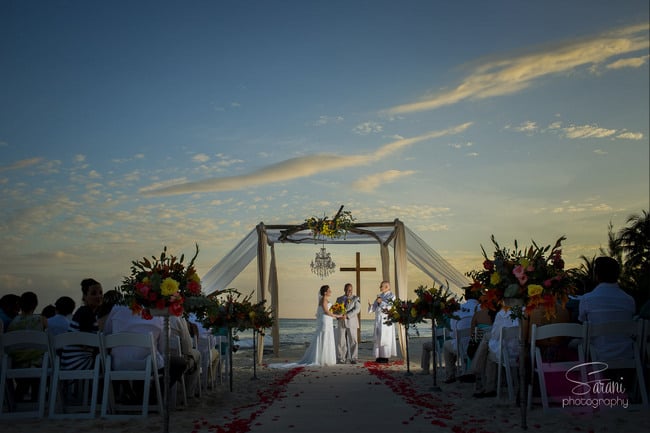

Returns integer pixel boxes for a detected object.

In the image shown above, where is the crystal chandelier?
[310,247,336,279]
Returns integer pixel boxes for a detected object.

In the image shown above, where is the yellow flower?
[490,272,501,285]
[410,307,418,318]
[188,271,200,282]
[519,258,530,269]
[527,284,543,297]
[160,277,180,296]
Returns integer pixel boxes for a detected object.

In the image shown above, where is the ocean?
[234,318,433,348]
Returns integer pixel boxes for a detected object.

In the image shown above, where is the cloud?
[593,149,608,155]
[0,157,43,173]
[514,121,538,132]
[193,153,211,163]
[606,55,649,69]
[563,124,617,139]
[352,121,383,135]
[352,169,416,192]
[616,131,644,140]
[313,115,344,126]
[385,23,649,115]
[140,122,472,196]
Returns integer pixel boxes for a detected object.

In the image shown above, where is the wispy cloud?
[606,54,649,69]
[352,121,383,135]
[312,115,344,126]
[140,122,472,196]
[352,169,416,192]
[563,124,617,139]
[385,23,649,115]
[616,131,644,140]
[0,157,43,173]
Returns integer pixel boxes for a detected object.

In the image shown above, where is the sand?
[1,337,648,433]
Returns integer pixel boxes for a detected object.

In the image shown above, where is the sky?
[1,0,648,319]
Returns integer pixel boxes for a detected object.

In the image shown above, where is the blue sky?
[1,1,648,318]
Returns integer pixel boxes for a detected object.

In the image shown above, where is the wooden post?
[340,252,376,344]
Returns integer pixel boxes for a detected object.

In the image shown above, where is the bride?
[270,284,342,367]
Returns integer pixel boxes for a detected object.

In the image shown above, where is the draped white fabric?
[393,220,408,358]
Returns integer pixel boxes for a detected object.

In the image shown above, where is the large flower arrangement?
[330,302,347,316]
[305,206,355,240]
[383,298,425,327]
[467,235,577,320]
[200,289,274,335]
[119,244,203,319]
[412,283,461,322]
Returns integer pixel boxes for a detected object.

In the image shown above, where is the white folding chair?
[527,322,587,412]
[488,325,520,402]
[101,332,163,418]
[215,335,229,385]
[434,327,447,369]
[198,334,219,391]
[49,331,103,418]
[0,330,51,419]
[453,317,473,375]
[585,319,648,408]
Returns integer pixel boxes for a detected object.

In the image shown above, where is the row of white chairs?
[446,317,650,411]
[520,318,649,412]
[0,329,227,419]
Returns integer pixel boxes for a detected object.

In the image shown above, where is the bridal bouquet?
[330,302,347,315]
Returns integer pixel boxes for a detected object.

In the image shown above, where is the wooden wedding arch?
[201,217,470,364]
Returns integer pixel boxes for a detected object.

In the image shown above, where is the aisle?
[247,362,435,433]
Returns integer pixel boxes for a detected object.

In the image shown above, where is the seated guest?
[420,317,451,375]
[472,303,519,398]
[96,289,123,332]
[40,304,56,319]
[60,278,103,371]
[578,256,635,360]
[441,287,479,383]
[47,296,76,337]
[188,313,220,390]
[104,304,187,401]
[0,293,21,330]
[170,315,201,399]
[7,291,49,401]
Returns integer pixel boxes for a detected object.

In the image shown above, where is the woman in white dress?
[270,285,342,368]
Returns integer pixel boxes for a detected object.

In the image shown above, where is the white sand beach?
[2,337,648,433]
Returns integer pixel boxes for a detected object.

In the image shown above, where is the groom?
[336,283,361,364]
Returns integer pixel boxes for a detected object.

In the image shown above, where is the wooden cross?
[340,252,376,343]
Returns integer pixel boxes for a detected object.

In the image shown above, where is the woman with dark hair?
[270,285,342,367]
[60,278,104,370]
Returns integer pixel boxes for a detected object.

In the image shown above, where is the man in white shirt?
[578,256,635,359]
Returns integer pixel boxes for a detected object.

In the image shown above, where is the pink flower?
[513,265,528,285]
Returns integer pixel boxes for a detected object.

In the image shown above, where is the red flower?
[169,302,184,316]
[483,260,494,271]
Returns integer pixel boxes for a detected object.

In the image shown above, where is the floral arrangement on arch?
[330,302,347,316]
[305,206,355,240]
[466,235,577,320]
[118,244,203,319]
[412,283,461,322]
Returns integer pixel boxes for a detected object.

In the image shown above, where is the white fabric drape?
[393,220,408,358]
[256,224,268,364]
[268,244,280,357]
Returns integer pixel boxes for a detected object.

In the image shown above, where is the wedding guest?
[170,315,201,399]
[0,293,21,330]
[188,313,220,390]
[60,278,103,370]
[103,304,187,401]
[578,256,636,359]
[40,304,56,319]
[368,280,397,363]
[336,283,361,364]
[7,291,48,401]
[458,302,497,382]
[96,289,123,331]
[419,320,450,375]
[47,296,76,337]
[441,287,479,383]
[472,305,519,398]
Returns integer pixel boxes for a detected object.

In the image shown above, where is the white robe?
[368,291,397,358]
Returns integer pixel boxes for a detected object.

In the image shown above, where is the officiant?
[336,283,361,364]
[368,280,397,363]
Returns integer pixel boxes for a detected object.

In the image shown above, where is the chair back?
[49,331,103,418]
[0,330,51,419]
[100,332,163,418]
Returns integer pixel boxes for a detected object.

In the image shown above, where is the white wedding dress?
[269,300,337,368]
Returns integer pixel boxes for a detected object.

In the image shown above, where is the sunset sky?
[1,1,648,318]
